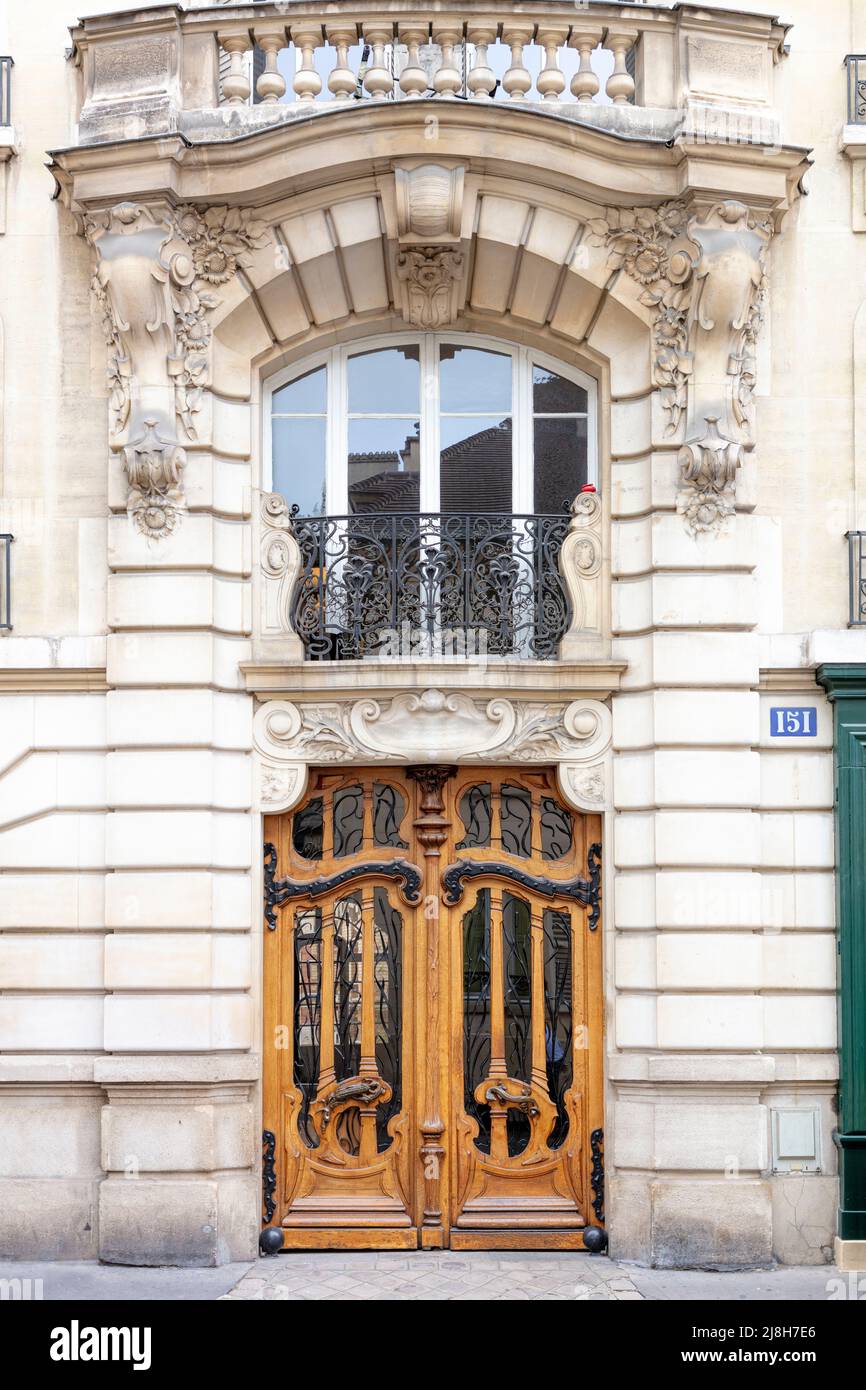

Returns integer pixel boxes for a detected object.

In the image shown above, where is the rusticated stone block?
[651,1179,772,1268]
[98,1175,258,1267]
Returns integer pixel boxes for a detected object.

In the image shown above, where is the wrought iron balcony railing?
[846,55,866,125]
[0,57,12,127]
[848,532,866,625]
[0,534,12,630]
[290,511,572,660]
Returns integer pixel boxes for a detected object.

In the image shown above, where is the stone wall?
[0,0,857,1267]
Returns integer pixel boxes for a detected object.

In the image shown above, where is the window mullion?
[423,335,440,514]
[329,347,347,515]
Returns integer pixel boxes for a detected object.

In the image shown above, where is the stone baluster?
[604,29,638,105]
[466,26,497,100]
[431,26,463,99]
[327,25,358,102]
[536,27,567,103]
[291,26,324,103]
[218,32,252,107]
[398,23,430,99]
[502,27,533,101]
[363,26,395,101]
[254,28,288,105]
[570,27,603,103]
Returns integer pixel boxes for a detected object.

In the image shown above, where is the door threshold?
[450,1230,592,1252]
[277,1228,419,1252]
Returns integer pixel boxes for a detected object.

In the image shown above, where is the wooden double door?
[263,765,603,1250]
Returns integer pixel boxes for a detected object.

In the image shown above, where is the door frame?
[255,692,614,1251]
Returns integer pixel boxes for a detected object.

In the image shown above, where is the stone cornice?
[49,101,810,219]
[242,659,626,702]
[0,667,109,692]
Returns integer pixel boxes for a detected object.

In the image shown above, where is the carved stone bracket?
[86,200,270,538]
[253,689,612,816]
[590,197,773,534]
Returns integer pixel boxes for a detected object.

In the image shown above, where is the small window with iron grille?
[0,533,12,630]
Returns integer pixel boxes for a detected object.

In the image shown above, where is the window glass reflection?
[533,417,588,514]
[273,365,327,414]
[349,420,420,513]
[532,366,588,414]
[272,418,326,515]
[440,346,512,413]
[440,417,512,513]
[348,346,420,414]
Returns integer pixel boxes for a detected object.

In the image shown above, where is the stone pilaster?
[85,201,267,1264]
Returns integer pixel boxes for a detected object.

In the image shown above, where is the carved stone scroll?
[253,691,612,816]
[559,490,603,654]
[86,200,269,538]
[258,492,304,655]
[590,197,773,534]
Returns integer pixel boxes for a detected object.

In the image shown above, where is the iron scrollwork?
[443,843,602,930]
[264,841,422,930]
[289,511,571,661]
[590,1126,605,1223]
[262,1128,277,1224]
[587,842,601,932]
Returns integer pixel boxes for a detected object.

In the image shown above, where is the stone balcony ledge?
[68,1,789,153]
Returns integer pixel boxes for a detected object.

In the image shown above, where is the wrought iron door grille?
[0,58,12,128]
[848,531,866,625]
[289,511,571,660]
[846,56,866,124]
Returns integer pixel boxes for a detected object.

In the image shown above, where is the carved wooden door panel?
[263,771,422,1248]
[263,766,603,1251]
[444,771,603,1249]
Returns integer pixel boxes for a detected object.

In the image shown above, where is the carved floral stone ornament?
[86,200,270,537]
[122,419,186,539]
[253,690,613,816]
[395,246,465,329]
[677,415,743,536]
[592,197,773,535]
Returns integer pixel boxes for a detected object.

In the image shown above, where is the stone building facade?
[0,0,864,1270]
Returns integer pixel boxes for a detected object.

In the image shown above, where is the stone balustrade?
[216,15,638,109]
[69,2,788,147]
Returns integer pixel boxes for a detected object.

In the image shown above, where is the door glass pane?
[457,783,492,850]
[440,345,511,413]
[532,364,587,414]
[273,365,327,413]
[348,419,420,513]
[544,909,573,1150]
[500,783,533,858]
[272,418,327,514]
[348,345,420,413]
[533,416,588,514]
[333,784,364,858]
[333,895,363,1086]
[440,417,512,512]
[463,889,492,1155]
[373,888,403,1153]
[294,907,323,1149]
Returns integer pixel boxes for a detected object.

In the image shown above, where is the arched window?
[266,334,597,517]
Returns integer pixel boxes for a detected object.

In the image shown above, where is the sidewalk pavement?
[0,1254,849,1302]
